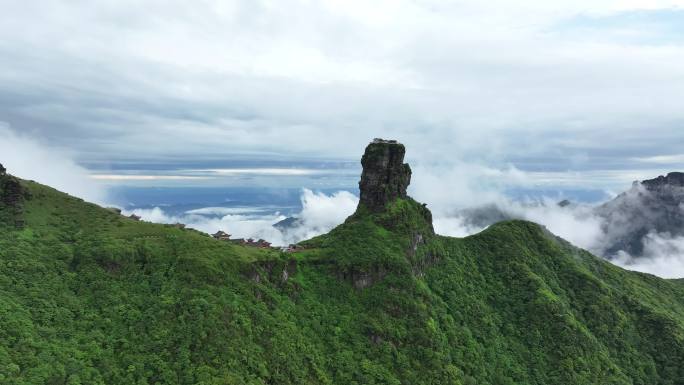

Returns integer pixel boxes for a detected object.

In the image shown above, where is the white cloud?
[515,200,605,251]
[125,188,358,246]
[0,126,107,203]
[433,216,486,238]
[285,189,358,240]
[411,161,606,250]
[91,175,212,181]
[634,154,684,164]
[127,206,288,244]
[430,197,605,254]
[2,0,684,180]
[200,168,331,176]
[419,163,684,278]
[613,232,684,278]
[410,162,528,212]
[185,206,268,215]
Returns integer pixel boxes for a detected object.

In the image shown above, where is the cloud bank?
[125,188,358,246]
[2,1,684,192]
[613,232,684,279]
[431,199,606,253]
[119,163,684,278]
[428,191,684,279]
[0,126,107,203]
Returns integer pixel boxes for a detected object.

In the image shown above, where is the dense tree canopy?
[1,177,684,384]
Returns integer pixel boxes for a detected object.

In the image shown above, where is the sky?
[1,0,684,196]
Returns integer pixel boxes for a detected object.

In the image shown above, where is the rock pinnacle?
[358,139,411,212]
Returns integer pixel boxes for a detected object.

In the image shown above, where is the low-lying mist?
[0,126,107,204]
[120,162,684,278]
[123,183,684,279]
[429,197,684,279]
[125,189,358,247]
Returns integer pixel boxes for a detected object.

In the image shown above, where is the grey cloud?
[1,1,684,188]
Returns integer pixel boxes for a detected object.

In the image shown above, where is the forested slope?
[1,144,684,384]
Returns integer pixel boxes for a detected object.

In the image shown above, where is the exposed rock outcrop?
[335,266,388,289]
[641,172,684,190]
[596,171,684,257]
[246,259,298,285]
[358,139,411,212]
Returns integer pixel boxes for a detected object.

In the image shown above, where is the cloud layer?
[2,1,684,192]
[123,181,684,278]
[613,232,684,278]
[430,192,684,279]
[0,126,107,203]
[126,188,358,246]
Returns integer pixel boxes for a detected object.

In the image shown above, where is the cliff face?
[642,172,684,190]
[596,171,684,257]
[358,139,411,212]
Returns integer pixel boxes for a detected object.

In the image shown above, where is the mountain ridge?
[433,170,684,262]
[596,171,684,258]
[1,145,684,384]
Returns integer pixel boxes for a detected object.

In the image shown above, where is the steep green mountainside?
[2,150,684,384]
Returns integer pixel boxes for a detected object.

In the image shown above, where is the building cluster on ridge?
[212,230,273,249]
[110,207,284,250]
[212,230,305,252]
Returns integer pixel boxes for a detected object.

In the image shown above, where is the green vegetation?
[1,176,684,385]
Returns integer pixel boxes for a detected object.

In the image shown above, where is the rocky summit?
[596,171,684,257]
[641,171,684,191]
[358,138,411,212]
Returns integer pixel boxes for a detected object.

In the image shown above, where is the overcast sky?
[2,0,684,195]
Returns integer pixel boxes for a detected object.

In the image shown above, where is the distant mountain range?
[595,172,684,258]
[378,172,684,261]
